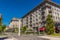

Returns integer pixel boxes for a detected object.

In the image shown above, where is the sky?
[0,0,60,26]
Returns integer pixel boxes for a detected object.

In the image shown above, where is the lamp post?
[18,19,21,36]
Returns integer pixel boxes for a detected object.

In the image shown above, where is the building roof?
[22,0,60,18]
[43,0,50,1]
[11,18,19,21]
[9,17,19,23]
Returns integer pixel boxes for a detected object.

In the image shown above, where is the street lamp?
[18,19,21,36]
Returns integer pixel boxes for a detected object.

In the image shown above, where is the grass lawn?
[0,34,6,36]
[0,33,8,38]
[49,33,60,36]
[0,33,7,36]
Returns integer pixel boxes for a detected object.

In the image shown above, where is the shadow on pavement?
[0,37,8,40]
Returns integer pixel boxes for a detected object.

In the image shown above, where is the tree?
[45,14,54,35]
[2,25,6,32]
[20,26,27,34]
[0,17,2,26]
[0,26,2,32]
[0,15,6,33]
[0,16,2,32]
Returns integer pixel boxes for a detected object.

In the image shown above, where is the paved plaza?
[4,33,49,40]
[1,33,60,40]
[4,33,60,40]
[13,35,49,40]
[6,36,49,40]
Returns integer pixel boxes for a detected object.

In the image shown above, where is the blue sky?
[0,0,60,26]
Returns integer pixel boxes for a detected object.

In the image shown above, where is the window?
[59,17,60,20]
[30,18,32,20]
[52,16,55,19]
[33,16,35,18]
[36,22,38,24]
[26,22,28,24]
[30,14,32,16]
[49,10,52,13]
[39,17,41,19]
[41,12,45,15]
[58,13,59,16]
[39,13,41,15]
[33,24,35,26]
[27,17,28,18]
[42,16,45,20]
[30,21,32,23]
[33,20,35,22]
[30,24,32,27]
[55,12,57,15]
[36,15,37,17]
[56,17,57,19]
[58,17,60,20]
[36,19,38,21]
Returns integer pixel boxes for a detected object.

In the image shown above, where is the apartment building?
[22,0,60,31]
[9,18,21,28]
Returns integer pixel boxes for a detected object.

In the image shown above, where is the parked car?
[55,27,59,33]
[38,27,45,32]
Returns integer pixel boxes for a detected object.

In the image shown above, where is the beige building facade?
[22,0,60,31]
[9,18,21,28]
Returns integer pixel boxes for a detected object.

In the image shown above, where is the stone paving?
[38,36,60,40]
[2,33,60,40]
[5,34,49,40]
[14,35,49,40]
[4,38,17,40]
